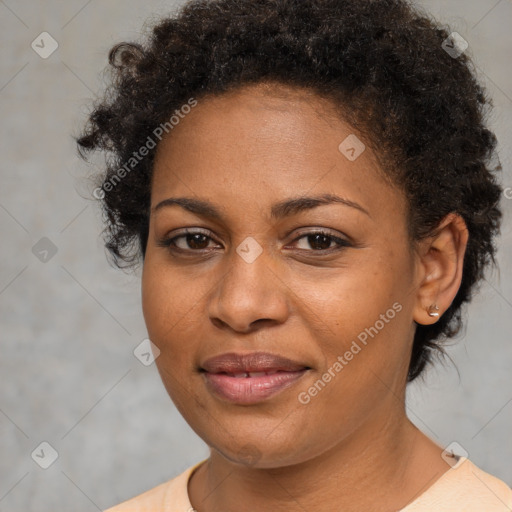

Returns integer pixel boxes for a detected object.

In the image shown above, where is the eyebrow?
[152,193,371,221]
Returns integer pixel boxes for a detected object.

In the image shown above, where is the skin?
[141,82,469,512]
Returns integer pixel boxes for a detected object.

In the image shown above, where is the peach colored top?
[103,457,512,511]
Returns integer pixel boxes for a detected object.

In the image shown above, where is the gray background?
[0,1,511,510]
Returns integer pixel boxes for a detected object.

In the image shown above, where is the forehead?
[155,83,344,158]
[151,82,402,217]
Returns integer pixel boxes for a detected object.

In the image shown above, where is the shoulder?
[402,457,512,512]
[468,460,512,509]
[103,459,206,512]
[103,479,175,512]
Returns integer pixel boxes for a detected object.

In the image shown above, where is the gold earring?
[427,304,440,317]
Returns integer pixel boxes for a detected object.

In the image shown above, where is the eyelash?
[157,228,351,255]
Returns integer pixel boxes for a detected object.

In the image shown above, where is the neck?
[188,405,448,512]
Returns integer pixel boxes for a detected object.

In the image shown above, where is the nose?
[208,243,290,333]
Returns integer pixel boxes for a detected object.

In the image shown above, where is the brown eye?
[179,233,211,250]
[291,230,351,252]
[304,233,334,250]
[157,229,220,253]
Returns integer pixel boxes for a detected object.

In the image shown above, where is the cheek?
[141,258,218,384]
[292,290,409,444]
[141,261,192,352]
[141,265,166,339]
[142,251,194,321]
[141,265,202,405]
[299,248,413,382]
[306,264,399,338]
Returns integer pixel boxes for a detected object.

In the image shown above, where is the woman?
[76,0,512,510]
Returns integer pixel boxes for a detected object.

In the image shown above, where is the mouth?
[199,352,311,404]
[213,370,296,378]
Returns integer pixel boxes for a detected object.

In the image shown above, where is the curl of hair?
[76,0,503,381]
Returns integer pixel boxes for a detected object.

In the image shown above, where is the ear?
[412,212,469,326]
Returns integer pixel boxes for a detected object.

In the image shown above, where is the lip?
[201,351,308,374]
[200,352,311,404]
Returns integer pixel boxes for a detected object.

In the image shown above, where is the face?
[141,82,421,468]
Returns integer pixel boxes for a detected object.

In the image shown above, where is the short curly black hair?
[76,0,503,382]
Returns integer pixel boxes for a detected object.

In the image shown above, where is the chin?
[208,432,318,470]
